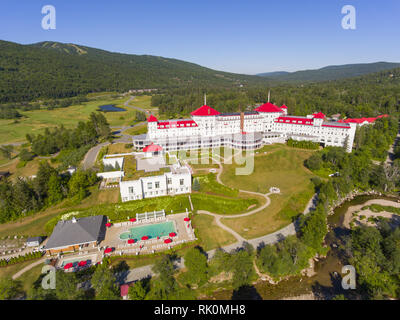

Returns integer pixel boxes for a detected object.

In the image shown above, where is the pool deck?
[100,212,196,255]
[56,252,101,270]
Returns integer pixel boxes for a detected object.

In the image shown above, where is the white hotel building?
[119,163,191,202]
[133,102,357,153]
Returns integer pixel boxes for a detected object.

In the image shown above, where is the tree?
[183,247,208,285]
[0,278,24,300]
[47,173,64,205]
[91,263,120,300]
[128,279,148,300]
[231,249,255,290]
[90,112,111,139]
[149,255,177,299]
[33,161,58,201]
[19,148,35,162]
[55,270,79,300]
[68,170,97,200]
[0,145,13,160]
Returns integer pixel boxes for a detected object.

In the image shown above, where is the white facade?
[119,166,191,202]
[103,156,124,169]
[136,103,357,153]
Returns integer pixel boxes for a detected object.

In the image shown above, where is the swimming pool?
[119,221,176,241]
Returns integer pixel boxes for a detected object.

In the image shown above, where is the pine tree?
[192,178,200,191]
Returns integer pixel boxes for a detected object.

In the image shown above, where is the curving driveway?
[121,152,318,283]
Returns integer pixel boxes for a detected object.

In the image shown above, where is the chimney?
[240,112,244,132]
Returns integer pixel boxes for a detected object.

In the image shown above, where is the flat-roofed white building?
[119,165,191,202]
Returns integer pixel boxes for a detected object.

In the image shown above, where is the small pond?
[98,104,126,112]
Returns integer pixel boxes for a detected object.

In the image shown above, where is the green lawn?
[191,193,258,215]
[219,145,316,238]
[0,95,152,144]
[195,173,239,198]
[44,194,192,234]
[0,188,120,238]
[0,259,44,293]
[192,214,236,251]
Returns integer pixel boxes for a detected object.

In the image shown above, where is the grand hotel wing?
[133,103,357,153]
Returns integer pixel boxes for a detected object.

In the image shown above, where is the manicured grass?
[124,123,148,136]
[0,187,120,238]
[220,146,315,194]
[107,143,132,155]
[121,155,171,181]
[195,173,239,198]
[191,193,258,215]
[0,95,152,144]
[44,194,192,234]
[219,145,316,238]
[192,214,236,251]
[0,158,58,181]
[0,259,44,294]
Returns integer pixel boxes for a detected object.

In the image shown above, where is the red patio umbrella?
[64,263,73,269]
[164,238,172,244]
[141,236,149,241]
[104,247,113,254]
[127,239,135,244]
[105,223,112,227]
[78,260,87,267]
[129,218,136,222]
[169,232,176,237]
[184,217,190,222]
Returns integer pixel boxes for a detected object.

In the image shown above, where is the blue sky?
[0,0,399,74]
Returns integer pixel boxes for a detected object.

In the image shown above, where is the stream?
[210,194,399,300]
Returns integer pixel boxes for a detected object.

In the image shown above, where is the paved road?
[123,96,150,115]
[81,96,150,170]
[386,124,400,165]
[81,142,111,170]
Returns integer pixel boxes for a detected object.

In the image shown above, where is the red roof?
[191,105,220,116]
[280,105,288,109]
[275,116,314,125]
[157,120,198,129]
[339,114,388,124]
[255,102,283,113]
[143,143,163,152]
[312,112,326,119]
[147,115,158,122]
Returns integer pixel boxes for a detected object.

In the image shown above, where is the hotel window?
[129,187,134,194]
[180,179,184,186]
[155,182,160,189]
[147,182,152,189]
[167,178,172,184]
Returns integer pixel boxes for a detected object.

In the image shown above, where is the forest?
[152,67,400,119]
[0,112,112,223]
[0,40,267,103]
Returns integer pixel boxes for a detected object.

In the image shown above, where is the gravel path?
[123,152,318,283]
[12,258,46,280]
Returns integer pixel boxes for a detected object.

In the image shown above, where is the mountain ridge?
[256,62,400,82]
